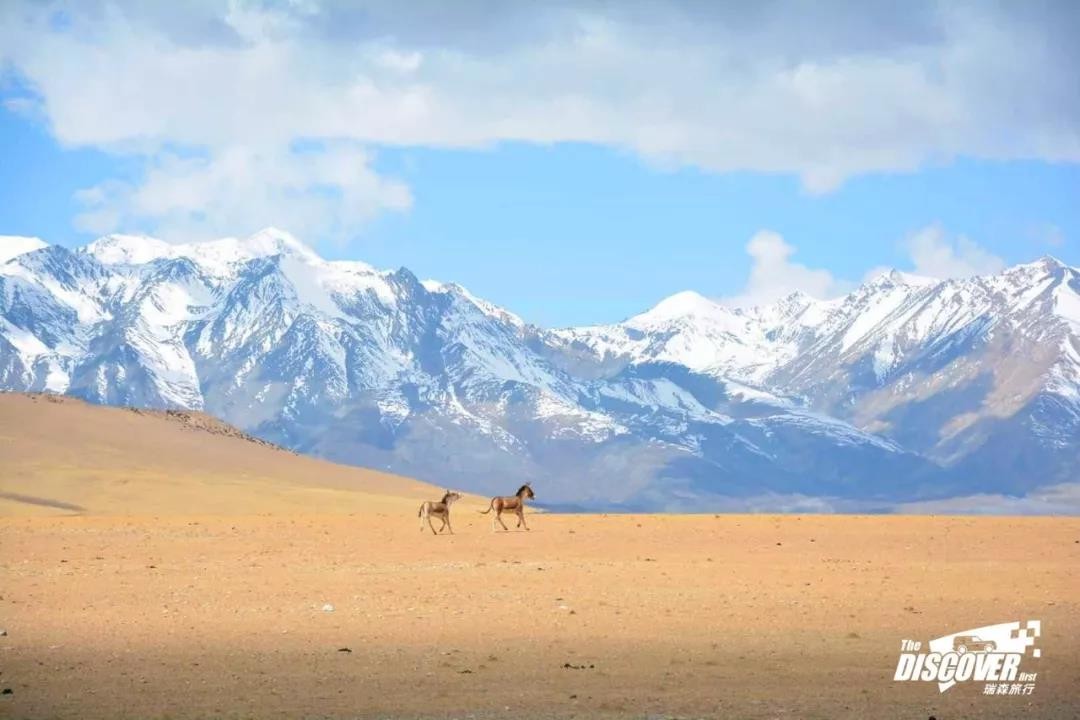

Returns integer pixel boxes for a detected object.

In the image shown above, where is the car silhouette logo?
[952,635,997,653]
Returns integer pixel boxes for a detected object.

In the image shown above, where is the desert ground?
[2,394,1079,719]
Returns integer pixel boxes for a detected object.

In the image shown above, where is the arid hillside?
[0,392,458,516]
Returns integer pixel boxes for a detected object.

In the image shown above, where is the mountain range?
[2,229,1078,512]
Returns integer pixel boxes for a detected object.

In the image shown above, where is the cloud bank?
[904,224,1006,279]
[724,231,849,307]
[2,1,1078,241]
[725,224,1007,307]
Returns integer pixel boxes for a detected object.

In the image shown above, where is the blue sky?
[2,2,1078,327]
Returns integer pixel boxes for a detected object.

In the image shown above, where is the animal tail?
[478,498,494,514]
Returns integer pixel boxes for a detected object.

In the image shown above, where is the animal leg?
[427,514,439,535]
[445,515,454,534]
[519,510,530,531]
[496,510,510,532]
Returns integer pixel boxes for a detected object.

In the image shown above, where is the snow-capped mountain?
[0,236,48,264]
[2,230,1077,511]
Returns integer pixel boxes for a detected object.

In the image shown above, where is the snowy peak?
[0,236,49,264]
[1029,255,1069,273]
[997,255,1072,286]
[629,290,729,327]
[435,281,528,329]
[83,228,321,275]
[83,234,174,265]
[554,256,1080,394]
[215,227,321,264]
[746,290,829,327]
[1051,269,1080,328]
[1,228,1079,511]
[864,268,939,290]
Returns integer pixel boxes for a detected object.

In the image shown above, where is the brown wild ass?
[479,483,535,532]
[418,491,462,535]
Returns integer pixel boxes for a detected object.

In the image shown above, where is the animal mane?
[516,484,531,496]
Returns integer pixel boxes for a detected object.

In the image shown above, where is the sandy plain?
[2,394,1079,719]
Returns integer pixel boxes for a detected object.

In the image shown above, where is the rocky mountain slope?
[2,230,1077,511]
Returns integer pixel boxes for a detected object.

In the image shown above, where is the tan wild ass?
[418,491,462,535]
[479,483,535,532]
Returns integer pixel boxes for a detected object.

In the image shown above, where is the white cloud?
[1,2,1078,241]
[73,145,411,244]
[726,224,1006,307]
[724,230,848,307]
[904,224,1005,279]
